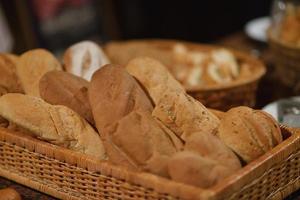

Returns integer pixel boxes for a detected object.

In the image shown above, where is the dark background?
[0,0,273,53]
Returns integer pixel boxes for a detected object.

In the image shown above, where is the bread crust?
[39,71,94,125]
[17,49,62,97]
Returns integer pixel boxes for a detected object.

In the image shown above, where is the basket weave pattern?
[0,127,299,200]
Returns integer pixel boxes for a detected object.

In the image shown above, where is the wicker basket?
[268,32,300,94]
[0,126,299,200]
[105,39,266,111]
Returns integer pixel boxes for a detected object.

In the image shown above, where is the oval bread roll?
[63,41,110,81]
[17,49,62,97]
[217,106,282,163]
[39,71,94,125]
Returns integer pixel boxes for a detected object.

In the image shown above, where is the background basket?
[105,39,266,111]
[0,126,299,200]
[268,33,300,94]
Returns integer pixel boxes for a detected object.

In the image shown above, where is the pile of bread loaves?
[0,41,283,188]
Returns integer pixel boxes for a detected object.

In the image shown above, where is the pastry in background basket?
[0,93,106,160]
[16,49,62,97]
[126,57,220,141]
[63,41,110,81]
[106,40,253,88]
[39,71,94,125]
[278,4,300,46]
[89,64,182,177]
[217,106,282,163]
[0,54,23,96]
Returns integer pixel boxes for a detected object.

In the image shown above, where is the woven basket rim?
[0,125,299,200]
[106,39,266,92]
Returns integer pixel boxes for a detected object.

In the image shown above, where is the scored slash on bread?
[39,71,94,125]
[0,93,106,160]
[126,57,220,141]
[63,41,110,81]
[16,49,62,97]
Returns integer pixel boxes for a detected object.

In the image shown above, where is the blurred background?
[0,0,273,54]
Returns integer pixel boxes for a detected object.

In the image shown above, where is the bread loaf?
[89,65,181,176]
[39,71,94,125]
[0,93,106,160]
[0,188,21,200]
[0,54,23,96]
[63,41,110,81]
[217,106,282,163]
[126,57,220,141]
[168,132,241,188]
[17,49,62,97]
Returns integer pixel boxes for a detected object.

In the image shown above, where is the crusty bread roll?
[63,41,110,81]
[0,93,106,160]
[0,54,23,96]
[168,151,236,188]
[168,133,241,188]
[17,49,62,97]
[126,57,220,141]
[0,188,21,200]
[217,106,282,163]
[39,71,94,125]
[89,65,181,176]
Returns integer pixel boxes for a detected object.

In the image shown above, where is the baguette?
[126,57,219,141]
[0,93,106,160]
[89,65,181,176]
[39,71,94,125]
[17,49,62,97]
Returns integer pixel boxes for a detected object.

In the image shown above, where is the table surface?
[0,32,299,200]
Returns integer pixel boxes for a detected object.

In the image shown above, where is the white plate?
[244,16,271,42]
[262,96,300,121]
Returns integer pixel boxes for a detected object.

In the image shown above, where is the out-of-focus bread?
[63,41,110,81]
[217,106,282,163]
[16,49,62,97]
[39,71,94,125]
[89,65,180,176]
[0,93,106,160]
[208,108,226,120]
[126,57,219,141]
[0,54,23,96]
[0,188,21,200]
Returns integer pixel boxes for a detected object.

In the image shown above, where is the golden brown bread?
[168,133,241,188]
[39,71,94,125]
[0,54,23,96]
[208,108,226,119]
[168,151,236,188]
[17,49,62,97]
[217,106,282,163]
[63,41,110,81]
[126,57,220,141]
[0,188,21,200]
[89,65,181,176]
[0,93,106,160]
